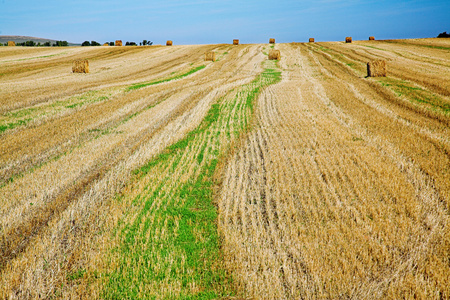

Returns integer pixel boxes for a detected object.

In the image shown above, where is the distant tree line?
[82,41,101,46]
[0,39,154,47]
[81,40,152,46]
[123,40,153,46]
[0,40,69,47]
[437,31,450,38]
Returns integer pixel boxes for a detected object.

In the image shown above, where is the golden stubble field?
[0,38,449,299]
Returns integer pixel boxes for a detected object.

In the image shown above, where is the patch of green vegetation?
[0,118,32,133]
[378,78,450,113]
[421,45,450,51]
[6,107,38,118]
[396,84,422,92]
[67,269,86,281]
[65,95,109,108]
[127,65,206,91]
[103,60,282,299]
[0,91,111,136]
[319,46,332,52]
[216,51,228,62]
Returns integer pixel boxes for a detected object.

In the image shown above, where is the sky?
[0,0,449,45]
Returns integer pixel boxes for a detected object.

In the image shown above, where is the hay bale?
[269,38,275,44]
[233,39,239,45]
[205,51,216,62]
[72,60,89,73]
[309,38,315,43]
[367,59,386,77]
[345,37,352,43]
[268,50,281,60]
[166,40,173,46]
[115,40,122,46]
[7,41,15,46]
[369,36,375,41]
[103,43,109,46]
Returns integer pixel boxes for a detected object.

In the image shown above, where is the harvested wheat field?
[0,38,449,299]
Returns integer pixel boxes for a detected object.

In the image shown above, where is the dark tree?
[109,42,114,46]
[54,41,68,47]
[143,39,147,46]
[82,41,90,46]
[25,40,36,46]
[91,41,100,46]
[437,31,450,38]
[147,40,153,45]
[44,41,51,47]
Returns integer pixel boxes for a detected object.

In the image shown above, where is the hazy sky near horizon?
[0,0,449,44]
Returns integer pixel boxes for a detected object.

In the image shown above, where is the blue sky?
[0,0,449,44]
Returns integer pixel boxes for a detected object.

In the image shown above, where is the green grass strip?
[378,77,450,113]
[0,90,112,135]
[102,61,281,299]
[127,65,206,91]
[0,118,32,133]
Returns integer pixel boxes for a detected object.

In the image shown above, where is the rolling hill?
[0,35,79,46]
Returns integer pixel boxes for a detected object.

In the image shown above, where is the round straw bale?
[115,40,122,46]
[367,59,387,77]
[233,39,239,45]
[268,50,281,60]
[345,37,352,43]
[166,40,173,46]
[269,38,275,44]
[72,60,89,73]
[103,43,109,46]
[205,51,216,62]
[369,36,375,41]
[309,38,315,43]
[7,41,15,46]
